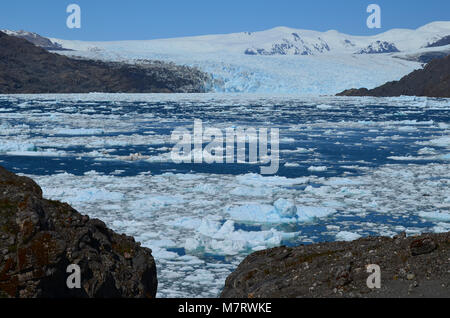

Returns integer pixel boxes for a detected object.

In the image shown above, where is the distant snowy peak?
[48,21,450,57]
[356,41,400,54]
[1,29,63,50]
[219,21,450,56]
[245,32,330,56]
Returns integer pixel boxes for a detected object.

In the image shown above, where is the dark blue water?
[1,97,449,178]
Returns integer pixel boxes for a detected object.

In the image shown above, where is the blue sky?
[1,0,449,40]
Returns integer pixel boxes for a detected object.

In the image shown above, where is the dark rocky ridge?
[356,41,400,54]
[0,29,67,51]
[337,54,450,97]
[0,166,157,298]
[399,51,450,64]
[221,232,449,298]
[245,33,330,56]
[0,31,210,94]
[426,35,450,48]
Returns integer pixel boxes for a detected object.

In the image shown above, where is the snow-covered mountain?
[238,22,450,56]
[7,22,450,94]
[51,21,450,56]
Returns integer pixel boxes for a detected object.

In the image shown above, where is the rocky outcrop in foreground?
[0,166,157,298]
[337,54,450,97]
[221,233,449,298]
[0,31,210,94]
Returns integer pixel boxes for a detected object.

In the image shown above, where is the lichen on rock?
[0,166,157,298]
[221,232,449,298]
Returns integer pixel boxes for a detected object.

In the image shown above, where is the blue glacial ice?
[225,198,336,224]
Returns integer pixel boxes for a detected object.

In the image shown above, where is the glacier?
[46,21,450,94]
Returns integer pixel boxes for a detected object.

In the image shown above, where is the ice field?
[49,21,450,94]
[0,93,449,297]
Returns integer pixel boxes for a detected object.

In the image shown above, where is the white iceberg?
[419,211,450,222]
[182,219,298,255]
[0,141,36,153]
[226,200,336,224]
[273,198,297,218]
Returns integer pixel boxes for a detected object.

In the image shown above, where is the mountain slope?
[0,31,209,94]
[337,54,450,97]
[0,29,65,50]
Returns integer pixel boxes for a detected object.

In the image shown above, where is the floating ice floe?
[52,128,105,135]
[235,173,309,187]
[44,187,125,204]
[128,195,184,217]
[0,140,66,157]
[427,136,450,148]
[316,104,334,110]
[4,150,66,157]
[225,198,336,224]
[418,211,450,222]
[173,218,298,255]
[229,185,274,197]
[418,147,438,155]
[335,231,362,242]
[0,141,36,153]
[280,147,315,154]
[308,166,328,172]
[117,152,151,161]
[432,222,450,233]
[69,188,125,203]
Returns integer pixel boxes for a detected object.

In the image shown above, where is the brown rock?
[0,166,157,298]
[221,233,450,298]
[410,237,437,256]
